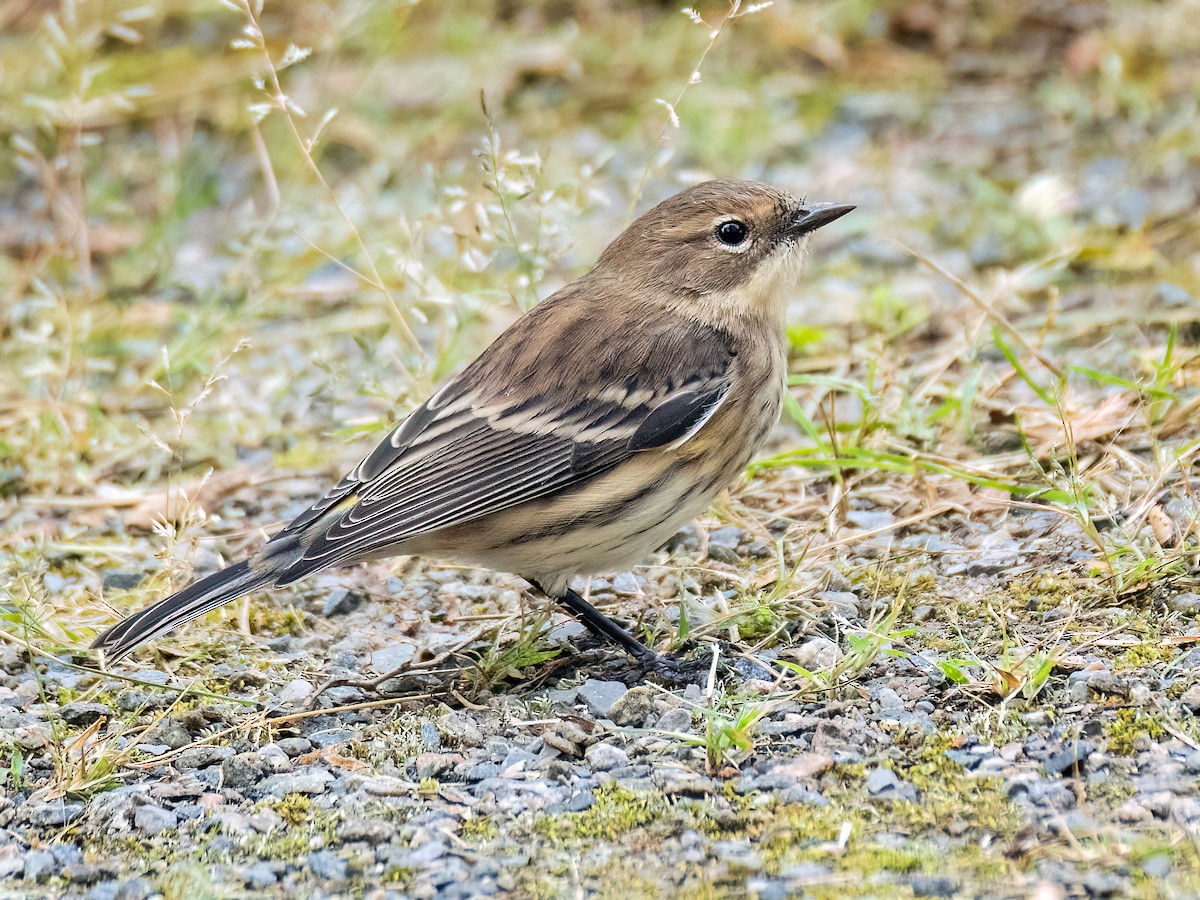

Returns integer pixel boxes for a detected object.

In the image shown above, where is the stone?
[222,752,267,790]
[865,768,901,796]
[59,702,114,727]
[356,775,418,796]
[246,809,283,833]
[27,801,84,826]
[322,587,362,617]
[276,737,312,757]
[62,861,114,884]
[559,720,593,748]
[547,620,587,647]
[368,643,416,673]
[277,680,313,705]
[708,526,743,548]
[764,753,834,785]
[707,544,741,564]
[22,849,57,882]
[440,713,485,748]
[564,790,595,812]
[307,850,349,881]
[1114,800,1151,823]
[339,819,393,844]
[1043,741,1095,777]
[577,680,628,718]
[133,803,177,834]
[242,863,279,888]
[258,744,292,773]
[1142,853,1172,878]
[259,769,334,796]
[86,878,153,900]
[0,854,21,880]
[793,636,842,670]
[965,553,1019,576]
[609,686,656,726]
[611,572,640,594]
[308,728,355,748]
[1180,684,1200,712]
[911,876,958,897]
[667,523,701,552]
[173,745,232,770]
[415,752,463,779]
[713,839,761,870]
[874,687,905,710]
[102,570,146,591]
[1086,673,1129,698]
[846,510,894,530]
[1079,869,1127,896]
[656,707,693,733]
[147,720,191,750]
[543,730,580,757]
[1169,593,1200,613]
[585,742,629,772]
[815,591,860,618]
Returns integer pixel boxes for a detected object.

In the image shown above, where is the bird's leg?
[529,580,707,684]
[549,584,660,664]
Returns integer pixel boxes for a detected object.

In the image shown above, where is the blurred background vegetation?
[1,0,1197,632]
[3,5,1200,892]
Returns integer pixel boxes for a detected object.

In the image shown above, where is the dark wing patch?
[629,381,729,451]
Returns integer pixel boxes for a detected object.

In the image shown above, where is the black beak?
[791,202,856,236]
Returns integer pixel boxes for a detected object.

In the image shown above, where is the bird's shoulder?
[455,277,735,404]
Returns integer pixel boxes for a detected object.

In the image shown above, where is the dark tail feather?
[92,561,273,662]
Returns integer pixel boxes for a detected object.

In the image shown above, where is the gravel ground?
[4,501,1200,898]
[3,1,1200,897]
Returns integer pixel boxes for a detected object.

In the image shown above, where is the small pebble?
[306,851,348,881]
[133,804,177,835]
[656,707,693,733]
[577,680,628,718]
[277,680,313,705]
[609,686,656,726]
[793,636,842,670]
[322,587,362,616]
[1180,684,1200,712]
[276,737,313,757]
[585,742,629,772]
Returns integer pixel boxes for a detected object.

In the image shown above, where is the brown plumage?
[92,180,854,668]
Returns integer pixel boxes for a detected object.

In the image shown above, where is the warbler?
[93,180,853,671]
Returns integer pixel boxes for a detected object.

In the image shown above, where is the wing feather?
[264,301,737,583]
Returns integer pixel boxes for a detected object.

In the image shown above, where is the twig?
[895,239,1064,379]
[236,0,420,353]
[625,1,771,222]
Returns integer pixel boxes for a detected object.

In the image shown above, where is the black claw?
[627,645,715,687]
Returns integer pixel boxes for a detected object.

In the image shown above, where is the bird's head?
[595,179,853,327]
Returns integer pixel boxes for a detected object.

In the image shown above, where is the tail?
[92,560,274,663]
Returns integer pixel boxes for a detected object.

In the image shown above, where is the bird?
[92,179,854,673]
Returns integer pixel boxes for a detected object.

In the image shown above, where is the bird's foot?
[631,640,780,688]
[635,653,706,687]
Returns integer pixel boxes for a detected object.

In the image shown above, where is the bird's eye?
[715,220,749,246]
